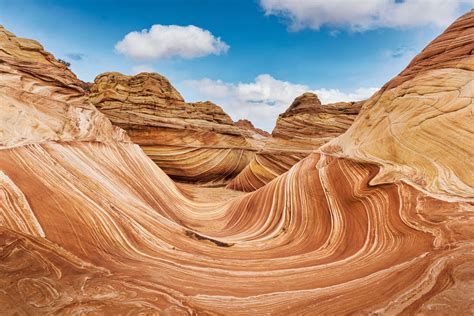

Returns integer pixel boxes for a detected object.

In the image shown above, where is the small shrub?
[58,58,71,67]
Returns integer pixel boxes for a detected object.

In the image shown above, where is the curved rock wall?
[321,10,474,201]
[0,11,473,314]
[1,142,472,314]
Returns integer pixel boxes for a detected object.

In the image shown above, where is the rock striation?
[321,10,474,201]
[227,92,362,191]
[235,119,270,137]
[0,11,474,315]
[89,72,263,184]
[0,25,128,149]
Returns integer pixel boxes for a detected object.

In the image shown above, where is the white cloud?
[183,74,377,131]
[260,0,471,31]
[116,25,229,60]
[313,87,378,104]
[131,64,155,74]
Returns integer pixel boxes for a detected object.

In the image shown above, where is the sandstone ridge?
[227,93,362,191]
[90,71,265,184]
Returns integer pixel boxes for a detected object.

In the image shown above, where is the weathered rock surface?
[0,11,473,315]
[90,72,262,184]
[321,9,474,201]
[235,119,270,137]
[0,25,128,149]
[227,92,362,191]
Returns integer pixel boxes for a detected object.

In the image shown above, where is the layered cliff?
[227,92,362,191]
[0,10,473,315]
[90,72,263,184]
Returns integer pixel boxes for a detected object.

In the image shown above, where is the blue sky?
[1,0,472,130]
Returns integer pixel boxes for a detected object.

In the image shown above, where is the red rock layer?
[0,143,472,314]
[90,72,264,185]
[1,12,473,315]
[227,93,362,191]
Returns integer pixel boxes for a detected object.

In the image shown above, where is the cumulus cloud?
[183,74,377,131]
[260,0,471,31]
[115,24,229,60]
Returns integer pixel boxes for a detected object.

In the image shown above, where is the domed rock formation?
[235,119,270,137]
[321,10,474,201]
[0,10,473,315]
[280,91,322,115]
[90,72,264,184]
[273,92,362,140]
[227,92,362,191]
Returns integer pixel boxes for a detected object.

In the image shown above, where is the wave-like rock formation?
[1,10,474,315]
[227,92,362,191]
[90,72,264,184]
[321,10,474,201]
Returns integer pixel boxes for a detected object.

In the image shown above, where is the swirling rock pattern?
[1,143,472,314]
[0,11,474,315]
[90,72,264,185]
[0,25,128,149]
[227,92,362,191]
[321,10,474,201]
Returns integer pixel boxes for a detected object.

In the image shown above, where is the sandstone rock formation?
[227,92,362,191]
[89,72,263,184]
[235,119,270,137]
[320,10,474,201]
[0,25,128,149]
[1,10,473,315]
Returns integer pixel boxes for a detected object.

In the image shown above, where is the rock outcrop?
[321,10,474,201]
[227,92,362,191]
[89,72,263,184]
[0,25,128,149]
[0,10,473,315]
[235,119,270,137]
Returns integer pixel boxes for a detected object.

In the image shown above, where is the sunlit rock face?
[321,10,474,201]
[227,92,362,191]
[90,72,264,185]
[0,10,474,315]
[0,25,128,149]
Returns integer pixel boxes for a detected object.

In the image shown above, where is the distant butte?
[89,71,266,184]
[227,92,362,191]
[235,119,270,137]
[281,92,322,116]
